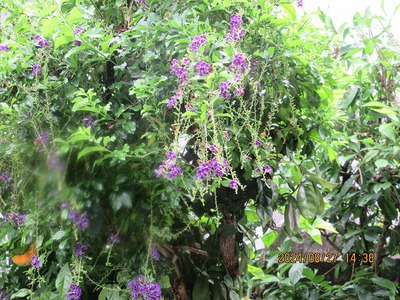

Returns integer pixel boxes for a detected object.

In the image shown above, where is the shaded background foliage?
[0,0,399,299]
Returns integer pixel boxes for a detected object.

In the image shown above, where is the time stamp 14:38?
[277,252,375,264]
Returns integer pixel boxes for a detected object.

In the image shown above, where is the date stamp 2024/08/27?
[277,252,375,264]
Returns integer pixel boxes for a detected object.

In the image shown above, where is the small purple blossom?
[167,151,177,160]
[134,0,149,8]
[76,211,89,230]
[167,95,178,109]
[0,45,9,52]
[155,165,165,178]
[182,58,191,66]
[167,164,183,179]
[32,255,40,269]
[297,0,303,7]
[61,203,69,210]
[66,283,82,300]
[226,14,245,42]
[197,161,212,180]
[34,132,49,146]
[128,276,161,300]
[231,53,247,73]
[170,60,188,84]
[75,243,88,257]
[0,290,8,300]
[233,74,241,81]
[74,28,86,35]
[108,233,121,244]
[230,14,243,29]
[11,212,27,227]
[219,81,231,99]
[263,165,272,173]
[82,117,95,131]
[1,172,10,182]
[234,86,243,95]
[151,247,160,260]
[68,208,79,221]
[189,34,207,52]
[32,62,42,76]
[255,139,262,147]
[211,157,224,177]
[73,40,82,46]
[208,145,218,153]
[230,179,238,189]
[196,61,212,76]
[156,151,183,179]
[34,35,50,48]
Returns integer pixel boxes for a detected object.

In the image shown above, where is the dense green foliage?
[0,0,399,299]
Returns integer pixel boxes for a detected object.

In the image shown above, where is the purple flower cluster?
[208,145,218,153]
[226,14,245,42]
[82,117,95,131]
[230,53,247,73]
[155,151,183,179]
[34,35,50,48]
[255,164,272,174]
[219,81,231,99]
[66,283,82,300]
[1,172,10,182]
[229,179,238,189]
[108,233,121,244]
[68,209,89,230]
[167,95,178,109]
[170,59,188,85]
[0,45,9,52]
[128,275,161,300]
[255,139,262,146]
[75,243,88,257]
[32,255,40,269]
[32,62,42,76]
[47,151,65,169]
[73,28,86,46]
[151,247,160,260]
[4,212,27,227]
[34,132,49,146]
[196,61,212,77]
[297,0,303,7]
[197,157,228,180]
[234,86,243,95]
[189,34,207,52]
[0,290,7,300]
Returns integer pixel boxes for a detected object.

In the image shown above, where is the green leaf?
[359,149,379,166]
[247,265,266,279]
[288,263,304,284]
[52,230,67,241]
[54,34,75,49]
[122,121,136,134]
[280,3,296,20]
[312,218,338,233]
[364,38,375,55]
[297,183,323,221]
[370,277,397,292]
[11,289,31,299]
[110,192,132,211]
[245,207,260,222]
[375,159,388,168]
[379,124,396,141]
[261,231,278,248]
[78,146,108,160]
[192,275,210,300]
[290,166,302,186]
[55,264,72,294]
[300,167,338,189]
[303,267,315,280]
[339,86,358,109]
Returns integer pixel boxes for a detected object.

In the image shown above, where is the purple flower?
[74,28,86,35]
[68,208,79,221]
[134,0,149,7]
[0,290,8,300]
[61,203,69,210]
[223,158,230,173]
[32,255,40,269]
[196,61,212,76]
[167,95,178,109]
[234,86,243,95]
[231,53,247,73]
[75,243,88,257]
[151,247,160,260]
[108,233,121,244]
[229,179,238,189]
[230,14,243,29]
[73,40,82,46]
[233,74,241,81]
[66,283,82,300]
[189,34,207,52]
[82,117,95,131]
[255,139,262,146]
[1,172,10,182]
[226,14,245,42]
[32,62,42,76]
[170,60,188,85]
[34,132,49,146]
[197,161,212,180]
[211,157,224,177]
[0,45,9,52]
[10,212,27,227]
[263,165,272,173]
[182,58,191,66]
[208,145,218,153]
[76,211,89,230]
[167,151,177,160]
[34,35,50,48]
[219,81,231,99]
[167,164,183,179]
[128,276,161,300]
[155,165,165,178]
[297,0,303,7]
